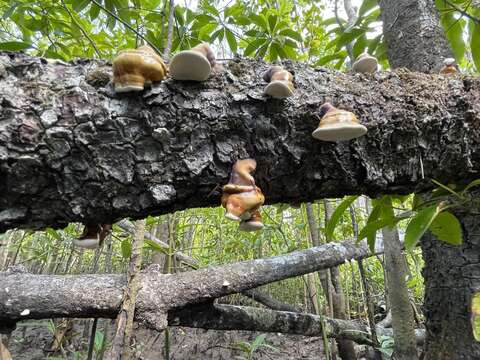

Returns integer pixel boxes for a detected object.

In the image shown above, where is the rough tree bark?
[1,52,480,232]
[421,212,480,359]
[378,0,453,72]
[382,226,418,360]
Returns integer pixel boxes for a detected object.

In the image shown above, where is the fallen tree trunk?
[169,303,373,345]
[0,238,377,330]
[169,303,426,346]
[1,52,479,231]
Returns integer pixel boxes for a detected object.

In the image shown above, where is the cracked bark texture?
[1,51,480,231]
[378,0,453,72]
[421,212,480,359]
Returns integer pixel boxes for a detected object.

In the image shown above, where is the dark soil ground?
[5,319,337,359]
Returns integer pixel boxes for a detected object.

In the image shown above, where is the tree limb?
[1,52,479,231]
[0,238,378,329]
[169,303,375,345]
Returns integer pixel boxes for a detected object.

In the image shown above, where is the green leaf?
[352,35,367,59]
[405,205,439,250]
[94,330,104,351]
[2,4,18,19]
[359,217,396,252]
[429,211,462,245]
[73,0,91,12]
[268,14,278,32]
[358,196,396,251]
[272,41,287,59]
[121,238,132,259]
[174,5,185,26]
[252,334,267,350]
[268,43,278,60]
[335,28,365,49]
[431,179,462,199]
[244,38,267,57]
[250,13,269,30]
[0,41,32,51]
[279,29,302,42]
[198,23,217,39]
[235,15,251,26]
[202,2,220,17]
[257,43,269,58]
[320,17,339,26]
[358,0,378,17]
[225,28,237,53]
[325,196,358,240]
[46,228,61,241]
[439,12,466,61]
[368,35,383,54]
[224,3,244,18]
[284,38,297,49]
[471,23,480,72]
[315,51,347,66]
[210,28,224,42]
[462,179,480,195]
[471,292,480,342]
[89,3,101,20]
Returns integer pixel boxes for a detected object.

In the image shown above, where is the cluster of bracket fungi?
[74,43,460,247]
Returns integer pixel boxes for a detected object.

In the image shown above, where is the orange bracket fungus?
[112,45,167,93]
[312,102,367,142]
[262,65,295,99]
[73,224,112,249]
[352,52,378,74]
[169,43,216,81]
[221,159,265,232]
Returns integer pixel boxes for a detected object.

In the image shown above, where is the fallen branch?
[169,303,374,345]
[120,219,300,312]
[0,238,377,330]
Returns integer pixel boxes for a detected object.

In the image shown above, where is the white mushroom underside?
[114,84,144,93]
[263,81,293,99]
[312,123,368,142]
[169,51,211,81]
[353,57,378,73]
[225,212,241,222]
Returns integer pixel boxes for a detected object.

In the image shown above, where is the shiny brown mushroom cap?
[113,45,167,82]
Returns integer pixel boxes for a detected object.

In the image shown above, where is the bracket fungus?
[73,224,112,249]
[352,53,378,74]
[169,43,216,81]
[262,65,295,99]
[221,159,265,232]
[312,102,367,142]
[440,57,458,75]
[112,45,168,93]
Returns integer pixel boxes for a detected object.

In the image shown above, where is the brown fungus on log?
[221,159,265,232]
[113,45,168,93]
